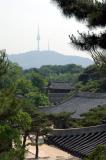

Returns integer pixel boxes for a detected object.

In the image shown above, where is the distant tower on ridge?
[37,25,40,52]
[48,41,50,51]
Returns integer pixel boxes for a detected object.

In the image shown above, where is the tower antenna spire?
[48,40,50,51]
[37,25,40,52]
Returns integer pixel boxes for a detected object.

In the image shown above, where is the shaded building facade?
[48,81,73,104]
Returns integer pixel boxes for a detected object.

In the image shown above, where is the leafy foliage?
[80,105,106,127]
[48,112,74,129]
[24,108,52,159]
[0,62,51,159]
[39,64,83,83]
[15,77,35,96]
[76,80,101,92]
[24,70,47,92]
[26,92,49,107]
[70,31,106,72]
[0,62,22,90]
[0,89,32,159]
[52,0,106,27]
[52,0,106,73]
[76,65,106,92]
[85,145,106,160]
[0,50,9,77]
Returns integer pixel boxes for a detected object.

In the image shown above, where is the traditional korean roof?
[42,92,106,119]
[48,82,72,90]
[45,124,106,158]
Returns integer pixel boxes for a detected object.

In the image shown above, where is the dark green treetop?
[51,0,106,72]
[85,145,106,160]
[0,50,9,77]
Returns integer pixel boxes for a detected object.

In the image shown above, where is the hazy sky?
[0,0,90,57]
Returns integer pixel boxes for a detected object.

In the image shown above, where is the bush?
[85,145,106,160]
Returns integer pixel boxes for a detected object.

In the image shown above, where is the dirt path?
[25,143,79,160]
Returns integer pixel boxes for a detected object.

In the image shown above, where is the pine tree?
[0,50,9,77]
[0,51,32,160]
[52,0,106,73]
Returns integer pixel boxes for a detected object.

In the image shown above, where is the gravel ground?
[25,138,79,160]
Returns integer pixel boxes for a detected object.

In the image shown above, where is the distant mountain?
[8,50,93,69]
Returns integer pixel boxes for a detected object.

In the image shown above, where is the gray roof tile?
[42,92,106,119]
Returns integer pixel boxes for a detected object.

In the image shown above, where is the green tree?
[0,52,32,159]
[76,80,101,92]
[25,70,47,92]
[0,89,32,160]
[85,145,106,160]
[15,77,35,96]
[51,0,106,73]
[80,105,106,127]
[0,50,9,77]
[22,102,51,159]
[21,97,51,159]
[31,112,51,159]
[75,64,106,92]
[48,112,74,129]
[0,51,51,160]
[0,62,22,90]
[39,64,83,83]
[26,92,49,107]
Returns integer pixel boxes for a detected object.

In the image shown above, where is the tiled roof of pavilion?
[41,92,106,119]
[45,124,106,159]
[48,82,72,90]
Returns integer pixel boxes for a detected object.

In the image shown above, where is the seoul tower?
[37,25,40,52]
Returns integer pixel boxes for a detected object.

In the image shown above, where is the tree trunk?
[21,131,28,160]
[35,131,39,159]
[22,131,28,149]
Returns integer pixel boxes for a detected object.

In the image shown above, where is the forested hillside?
[8,50,93,69]
[38,64,83,83]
